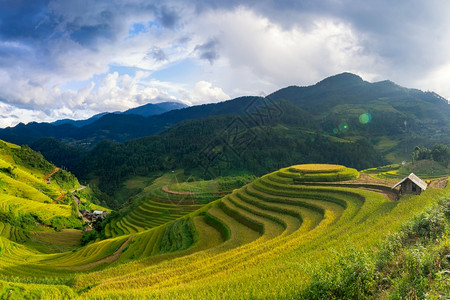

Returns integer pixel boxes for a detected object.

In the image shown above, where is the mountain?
[51,112,110,127]
[50,101,187,128]
[123,101,187,117]
[0,96,258,147]
[76,105,385,197]
[0,73,448,150]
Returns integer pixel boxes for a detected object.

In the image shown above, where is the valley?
[0,74,448,299]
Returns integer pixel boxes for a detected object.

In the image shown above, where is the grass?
[0,162,448,299]
[0,194,72,221]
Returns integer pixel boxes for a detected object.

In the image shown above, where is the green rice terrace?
[0,140,449,299]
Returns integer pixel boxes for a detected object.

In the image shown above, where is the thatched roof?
[392,173,427,191]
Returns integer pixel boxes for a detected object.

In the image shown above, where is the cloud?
[150,47,168,62]
[195,38,220,64]
[184,81,229,105]
[186,7,380,94]
[61,71,179,112]
[0,0,449,127]
[0,101,51,128]
[157,5,181,29]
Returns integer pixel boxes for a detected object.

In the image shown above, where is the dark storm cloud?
[157,5,180,29]
[195,38,220,64]
[67,10,117,47]
[0,1,182,49]
[0,0,52,39]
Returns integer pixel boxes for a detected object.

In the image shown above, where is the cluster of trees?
[0,166,15,178]
[12,145,55,173]
[413,144,450,167]
[10,144,79,189]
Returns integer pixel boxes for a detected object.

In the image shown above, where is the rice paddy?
[0,157,448,299]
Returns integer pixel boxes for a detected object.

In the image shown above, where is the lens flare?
[359,113,372,124]
[339,123,348,132]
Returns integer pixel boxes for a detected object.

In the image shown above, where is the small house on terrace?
[392,173,427,195]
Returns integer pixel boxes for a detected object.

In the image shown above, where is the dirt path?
[429,177,448,189]
[44,167,60,182]
[72,236,133,271]
[44,168,64,202]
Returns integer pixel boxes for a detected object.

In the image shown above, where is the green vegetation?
[0,160,448,299]
[159,218,196,253]
[363,145,450,180]
[413,144,450,167]
[0,139,98,248]
[300,197,450,299]
[0,72,448,298]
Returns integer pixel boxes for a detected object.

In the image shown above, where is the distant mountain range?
[51,101,187,127]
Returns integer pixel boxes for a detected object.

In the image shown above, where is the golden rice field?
[0,144,76,224]
[0,162,448,299]
[290,163,346,173]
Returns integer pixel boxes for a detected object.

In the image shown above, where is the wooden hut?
[392,173,427,195]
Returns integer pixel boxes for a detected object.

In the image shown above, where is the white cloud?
[186,81,230,105]
[69,71,178,112]
[185,7,380,95]
[415,62,450,100]
[0,102,51,128]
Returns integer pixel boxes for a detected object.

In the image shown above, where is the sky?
[0,0,449,127]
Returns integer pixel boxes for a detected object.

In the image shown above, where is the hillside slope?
[0,140,84,239]
[0,164,448,299]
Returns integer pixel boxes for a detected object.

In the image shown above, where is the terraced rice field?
[0,222,29,243]
[105,172,217,238]
[1,164,448,299]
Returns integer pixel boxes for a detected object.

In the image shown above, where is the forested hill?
[0,73,448,149]
[270,73,449,135]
